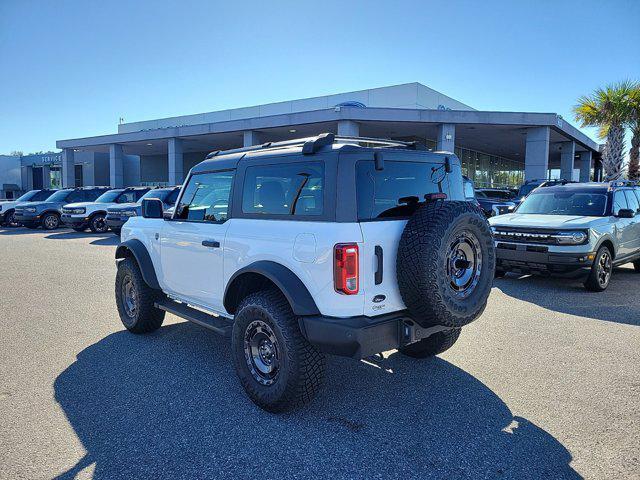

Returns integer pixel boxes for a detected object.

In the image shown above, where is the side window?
[66,190,85,203]
[134,190,149,201]
[85,189,103,202]
[242,162,324,216]
[624,190,640,213]
[613,191,628,216]
[176,171,233,222]
[33,190,53,201]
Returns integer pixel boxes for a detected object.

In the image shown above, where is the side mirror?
[616,208,635,219]
[142,198,163,219]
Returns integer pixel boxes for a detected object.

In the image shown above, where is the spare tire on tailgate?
[396,200,495,328]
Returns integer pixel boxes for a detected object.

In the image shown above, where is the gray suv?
[489,181,640,291]
[15,187,110,230]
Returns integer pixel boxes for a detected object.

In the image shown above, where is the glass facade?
[425,140,525,188]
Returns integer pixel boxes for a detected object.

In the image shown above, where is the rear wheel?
[584,246,613,292]
[399,329,461,358]
[115,258,165,333]
[42,213,60,230]
[89,213,108,233]
[231,289,325,412]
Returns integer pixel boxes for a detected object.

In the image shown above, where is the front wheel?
[584,246,613,292]
[89,213,109,233]
[115,258,165,333]
[231,289,326,412]
[4,210,16,227]
[42,213,60,230]
[398,329,461,358]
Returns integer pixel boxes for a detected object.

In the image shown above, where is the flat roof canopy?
[57,107,599,162]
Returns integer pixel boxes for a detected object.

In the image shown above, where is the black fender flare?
[115,239,161,289]
[224,261,320,316]
[594,235,617,259]
[41,209,61,218]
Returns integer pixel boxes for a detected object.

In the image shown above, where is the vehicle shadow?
[53,323,580,479]
[494,265,639,326]
[43,231,121,246]
[0,226,57,235]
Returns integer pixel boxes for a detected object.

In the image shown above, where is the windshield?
[44,190,72,202]
[94,190,124,203]
[138,189,170,203]
[517,191,608,216]
[15,190,39,202]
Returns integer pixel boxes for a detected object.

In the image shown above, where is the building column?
[109,144,124,188]
[579,151,593,182]
[42,165,51,189]
[524,127,550,181]
[337,120,359,137]
[168,138,184,185]
[62,148,75,188]
[436,124,456,152]
[559,141,576,181]
[243,130,265,147]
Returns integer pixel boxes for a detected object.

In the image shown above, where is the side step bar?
[155,298,233,337]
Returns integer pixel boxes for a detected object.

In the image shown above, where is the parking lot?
[0,227,638,479]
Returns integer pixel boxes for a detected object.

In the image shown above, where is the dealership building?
[1,83,601,197]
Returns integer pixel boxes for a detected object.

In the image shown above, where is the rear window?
[356,160,450,220]
[242,162,324,216]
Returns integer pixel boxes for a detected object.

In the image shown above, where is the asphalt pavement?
[0,227,638,479]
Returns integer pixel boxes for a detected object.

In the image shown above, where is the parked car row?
[0,186,180,234]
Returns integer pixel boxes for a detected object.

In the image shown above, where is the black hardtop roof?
[192,133,453,174]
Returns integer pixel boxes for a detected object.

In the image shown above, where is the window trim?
[232,153,336,222]
[171,169,235,224]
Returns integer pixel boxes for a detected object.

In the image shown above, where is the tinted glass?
[45,190,73,202]
[517,191,608,216]
[634,188,640,206]
[134,189,150,201]
[95,190,124,203]
[15,190,41,202]
[356,160,451,220]
[518,183,539,198]
[612,191,628,215]
[165,189,180,205]
[67,190,86,203]
[33,190,55,201]
[624,190,640,212]
[242,162,323,216]
[176,171,233,222]
[85,189,108,201]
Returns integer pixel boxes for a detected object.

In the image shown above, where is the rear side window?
[33,190,54,201]
[85,189,106,202]
[242,162,324,216]
[356,160,450,220]
[176,171,233,222]
[66,190,85,203]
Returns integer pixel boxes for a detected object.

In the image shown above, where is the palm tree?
[574,81,636,181]
[628,85,640,180]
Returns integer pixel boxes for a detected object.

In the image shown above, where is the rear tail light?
[334,243,359,295]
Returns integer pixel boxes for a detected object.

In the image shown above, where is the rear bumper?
[496,242,595,277]
[299,312,452,359]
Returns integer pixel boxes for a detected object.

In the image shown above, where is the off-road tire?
[89,213,108,233]
[41,212,60,230]
[3,210,16,227]
[72,226,86,232]
[115,257,165,333]
[231,289,326,413]
[397,200,495,328]
[584,246,613,292]
[398,328,461,358]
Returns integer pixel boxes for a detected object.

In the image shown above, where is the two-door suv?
[105,186,180,235]
[15,186,110,230]
[114,134,495,411]
[0,189,57,226]
[61,186,151,233]
[490,181,640,291]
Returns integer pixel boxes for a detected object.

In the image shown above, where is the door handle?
[374,245,383,285]
[202,240,220,248]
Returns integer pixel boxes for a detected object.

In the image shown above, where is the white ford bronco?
[114,134,495,411]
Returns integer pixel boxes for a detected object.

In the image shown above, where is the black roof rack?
[204,133,427,159]
[609,180,639,188]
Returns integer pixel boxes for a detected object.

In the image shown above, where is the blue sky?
[1,0,638,154]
